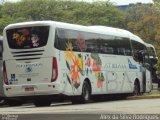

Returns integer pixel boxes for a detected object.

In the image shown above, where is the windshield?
[6,26,49,49]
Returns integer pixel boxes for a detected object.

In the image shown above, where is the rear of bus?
[3,21,60,99]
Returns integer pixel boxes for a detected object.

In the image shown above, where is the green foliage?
[125,3,160,75]
[0,0,126,34]
[126,5,155,42]
[154,0,160,11]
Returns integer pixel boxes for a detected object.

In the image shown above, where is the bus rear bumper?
[3,83,63,97]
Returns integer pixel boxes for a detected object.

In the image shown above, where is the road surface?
[0,99,160,120]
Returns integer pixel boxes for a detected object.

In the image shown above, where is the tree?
[126,3,160,77]
[0,0,126,34]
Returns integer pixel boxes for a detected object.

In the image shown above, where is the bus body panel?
[59,50,140,95]
[5,58,52,85]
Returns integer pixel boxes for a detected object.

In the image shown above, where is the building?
[109,0,154,10]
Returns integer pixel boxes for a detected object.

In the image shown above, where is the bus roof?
[4,21,145,44]
[145,43,155,48]
[145,42,158,58]
[89,26,145,45]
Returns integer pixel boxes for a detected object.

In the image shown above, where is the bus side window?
[85,34,99,53]
[99,34,115,55]
[116,38,132,56]
[54,29,66,51]
[131,40,148,64]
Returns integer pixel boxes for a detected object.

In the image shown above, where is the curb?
[127,89,160,100]
[127,95,160,100]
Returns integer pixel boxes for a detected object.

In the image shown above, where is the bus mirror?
[150,57,158,64]
[145,63,151,70]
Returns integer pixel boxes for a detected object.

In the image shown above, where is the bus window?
[132,40,143,62]
[147,46,158,65]
[132,40,149,64]
[6,26,49,49]
[115,38,132,56]
[54,28,66,51]
[100,36,132,56]
[55,28,100,53]
[148,47,157,58]
[99,34,115,54]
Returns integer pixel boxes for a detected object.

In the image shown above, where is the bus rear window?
[6,26,49,49]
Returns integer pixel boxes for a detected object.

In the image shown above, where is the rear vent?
[12,50,44,61]
[13,53,43,57]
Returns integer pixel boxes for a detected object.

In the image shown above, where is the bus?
[89,25,152,92]
[3,21,152,106]
[0,35,5,105]
[91,26,158,87]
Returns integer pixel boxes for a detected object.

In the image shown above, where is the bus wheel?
[133,81,140,96]
[34,100,51,107]
[81,81,91,103]
[71,81,91,104]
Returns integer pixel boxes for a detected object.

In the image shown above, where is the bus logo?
[128,59,137,69]
[25,66,32,73]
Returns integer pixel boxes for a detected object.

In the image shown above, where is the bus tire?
[81,81,91,103]
[71,81,91,104]
[133,81,140,96]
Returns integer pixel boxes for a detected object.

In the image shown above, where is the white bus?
[3,21,152,106]
[0,35,5,105]
[89,25,152,93]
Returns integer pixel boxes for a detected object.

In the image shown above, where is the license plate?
[25,87,34,91]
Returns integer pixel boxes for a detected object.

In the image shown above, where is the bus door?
[143,52,152,92]
[138,51,151,93]
[132,40,152,93]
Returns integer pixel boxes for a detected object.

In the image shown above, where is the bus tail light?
[51,57,58,82]
[3,61,9,85]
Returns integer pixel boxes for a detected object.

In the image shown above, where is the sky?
[109,0,153,5]
[1,0,154,5]
[75,0,154,5]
